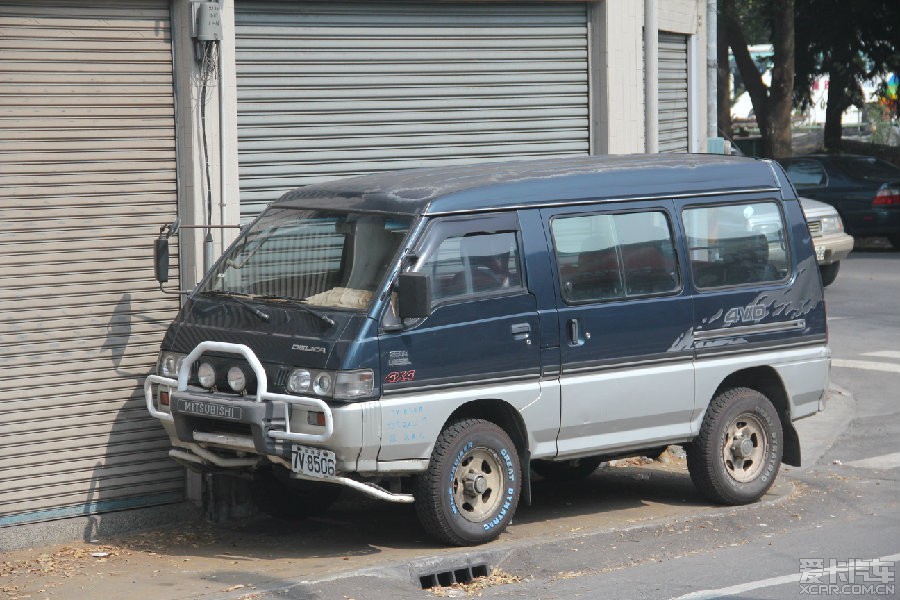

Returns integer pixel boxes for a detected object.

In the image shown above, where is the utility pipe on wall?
[706,0,718,141]
[644,0,659,154]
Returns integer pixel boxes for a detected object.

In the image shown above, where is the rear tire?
[888,235,900,250]
[686,387,782,505]
[819,261,840,287]
[532,457,603,481]
[415,419,521,546]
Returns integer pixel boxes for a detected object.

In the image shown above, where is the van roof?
[274,154,784,216]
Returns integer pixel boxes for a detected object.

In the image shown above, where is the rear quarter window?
[783,160,826,187]
[683,202,790,289]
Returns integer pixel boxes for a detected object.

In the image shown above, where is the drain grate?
[419,563,490,589]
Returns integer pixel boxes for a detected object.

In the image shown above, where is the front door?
[377,213,547,460]
[541,202,695,457]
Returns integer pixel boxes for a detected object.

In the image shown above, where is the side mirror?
[154,238,170,284]
[397,272,431,319]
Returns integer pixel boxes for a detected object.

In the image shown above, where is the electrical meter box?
[194,2,222,41]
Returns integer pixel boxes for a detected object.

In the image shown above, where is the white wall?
[172,0,241,292]
[597,0,707,154]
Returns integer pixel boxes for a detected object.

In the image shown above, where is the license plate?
[815,245,826,261]
[176,398,242,420]
[291,444,336,479]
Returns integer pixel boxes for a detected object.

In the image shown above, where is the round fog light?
[227,366,246,392]
[198,362,216,388]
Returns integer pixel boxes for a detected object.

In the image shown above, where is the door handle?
[568,318,587,347]
[511,323,532,344]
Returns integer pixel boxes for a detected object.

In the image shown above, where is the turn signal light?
[307,411,327,427]
[159,390,170,406]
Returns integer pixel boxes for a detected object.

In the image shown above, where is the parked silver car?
[801,197,854,286]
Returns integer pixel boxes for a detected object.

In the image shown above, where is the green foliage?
[794,0,900,114]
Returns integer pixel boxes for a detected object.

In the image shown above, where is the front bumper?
[144,341,414,503]
[812,232,854,266]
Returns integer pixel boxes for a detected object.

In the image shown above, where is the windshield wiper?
[253,295,336,327]
[199,291,270,322]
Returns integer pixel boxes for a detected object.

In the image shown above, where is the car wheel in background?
[819,262,840,287]
[888,235,900,250]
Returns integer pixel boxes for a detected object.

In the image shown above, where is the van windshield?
[199,209,412,310]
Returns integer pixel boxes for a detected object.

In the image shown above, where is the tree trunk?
[824,70,848,151]
[767,0,795,158]
[724,8,771,153]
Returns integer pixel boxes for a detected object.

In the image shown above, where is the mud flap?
[782,420,801,467]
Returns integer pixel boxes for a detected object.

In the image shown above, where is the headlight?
[820,215,844,235]
[286,368,376,400]
[313,372,333,396]
[334,370,375,400]
[198,362,216,388]
[158,352,186,378]
[227,366,247,392]
[287,369,311,394]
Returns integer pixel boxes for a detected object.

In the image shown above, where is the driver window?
[419,231,522,304]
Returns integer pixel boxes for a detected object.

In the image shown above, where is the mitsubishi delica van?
[146,155,830,546]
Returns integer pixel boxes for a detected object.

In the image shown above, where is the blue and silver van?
[146,155,830,546]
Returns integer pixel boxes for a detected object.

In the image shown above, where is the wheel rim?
[452,447,504,523]
[722,412,767,483]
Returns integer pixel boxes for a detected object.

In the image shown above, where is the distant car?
[778,154,900,249]
[800,197,854,286]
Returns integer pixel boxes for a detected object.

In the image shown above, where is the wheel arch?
[445,398,533,505]
[713,366,801,467]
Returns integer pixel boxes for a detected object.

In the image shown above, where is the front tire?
[687,387,782,505]
[819,261,840,287]
[415,419,521,546]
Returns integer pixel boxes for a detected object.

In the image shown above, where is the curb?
[218,478,796,600]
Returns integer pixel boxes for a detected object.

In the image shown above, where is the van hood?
[162,294,360,370]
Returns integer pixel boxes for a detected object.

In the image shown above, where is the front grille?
[807,220,823,237]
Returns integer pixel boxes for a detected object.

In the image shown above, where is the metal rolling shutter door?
[0,1,183,526]
[658,32,689,153]
[235,1,590,219]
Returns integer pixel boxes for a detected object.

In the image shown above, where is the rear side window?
[683,202,790,289]
[551,210,679,303]
[832,156,900,181]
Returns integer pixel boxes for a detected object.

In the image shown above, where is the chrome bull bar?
[144,341,334,444]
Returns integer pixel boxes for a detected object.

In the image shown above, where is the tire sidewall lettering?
[447,441,475,515]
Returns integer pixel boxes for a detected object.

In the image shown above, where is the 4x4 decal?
[724,304,769,326]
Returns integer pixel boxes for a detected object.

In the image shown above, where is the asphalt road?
[293,242,900,600]
[469,241,900,600]
[3,242,898,600]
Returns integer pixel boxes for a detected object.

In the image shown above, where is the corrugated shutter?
[0,0,184,526]
[235,1,590,219]
[658,32,689,153]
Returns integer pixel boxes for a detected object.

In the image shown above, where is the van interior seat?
[566,247,622,301]
[620,242,678,295]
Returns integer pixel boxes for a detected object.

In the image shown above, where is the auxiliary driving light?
[227,366,247,392]
[198,362,216,388]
